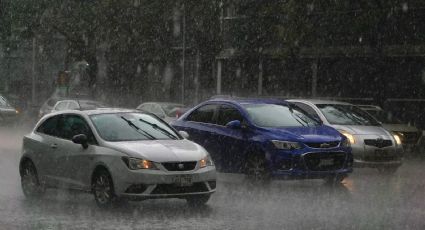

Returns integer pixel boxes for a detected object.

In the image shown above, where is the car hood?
[262,125,342,142]
[104,139,207,163]
[331,125,391,136]
[381,123,419,133]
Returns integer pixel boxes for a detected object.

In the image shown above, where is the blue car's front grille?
[303,152,347,171]
[305,141,340,149]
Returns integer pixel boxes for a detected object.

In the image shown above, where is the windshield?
[243,103,320,127]
[90,113,180,142]
[317,104,380,126]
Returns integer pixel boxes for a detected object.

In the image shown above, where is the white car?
[19,109,216,207]
[288,99,404,173]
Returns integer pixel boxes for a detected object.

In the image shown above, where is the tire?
[21,160,45,198]
[245,153,271,183]
[92,169,116,208]
[324,174,347,185]
[186,194,211,207]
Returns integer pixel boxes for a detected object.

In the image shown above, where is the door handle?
[50,144,58,149]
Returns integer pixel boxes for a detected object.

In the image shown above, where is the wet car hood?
[331,125,391,136]
[382,123,419,133]
[262,125,342,142]
[105,139,207,162]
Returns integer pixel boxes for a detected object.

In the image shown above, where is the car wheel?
[186,194,211,207]
[245,153,271,183]
[324,174,347,184]
[21,160,45,198]
[92,169,116,208]
[377,166,399,174]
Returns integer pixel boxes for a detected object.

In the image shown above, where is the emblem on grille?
[178,163,184,169]
[320,143,331,148]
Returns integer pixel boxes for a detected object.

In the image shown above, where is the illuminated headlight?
[271,140,303,150]
[393,134,402,146]
[338,130,356,145]
[199,154,214,168]
[122,157,158,170]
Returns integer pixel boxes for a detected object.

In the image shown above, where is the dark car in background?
[172,98,353,183]
[0,94,20,125]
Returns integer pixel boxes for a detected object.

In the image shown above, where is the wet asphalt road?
[1,126,425,230]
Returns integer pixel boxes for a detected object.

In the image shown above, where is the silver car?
[19,109,216,207]
[288,99,403,172]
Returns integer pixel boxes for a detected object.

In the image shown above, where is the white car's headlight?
[122,157,158,170]
[393,134,402,146]
[338,130,356,145]
[271,140,303,150]
[199,154,214,168]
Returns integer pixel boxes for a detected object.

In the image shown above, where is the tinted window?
[57,115,95,143]
[90,113,179,142]
[242,103,320,127]
[186,104,217,124]
[37,116,59,136]
[317,104,380,126]
[217,105,244,126]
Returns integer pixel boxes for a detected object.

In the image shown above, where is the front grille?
[303,152,347,171]
[399,132,421,144]
[305,141,340,148]
[152,182,208,194]
[364,139,392,148]
[162,161,197,171]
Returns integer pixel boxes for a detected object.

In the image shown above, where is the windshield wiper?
[121,116,156,140]
[139,118,178,140]
[288,104,307,127]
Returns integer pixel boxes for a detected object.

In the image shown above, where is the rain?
[1,1,425,229]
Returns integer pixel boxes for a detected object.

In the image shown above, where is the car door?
[54,114,97,190]
[33,115,63,185]
[181,104,221,163]
[214,104,250,173]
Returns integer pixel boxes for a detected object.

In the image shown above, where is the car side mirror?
[178,131,190,139]
[226,120,242,129]
[72,134,89,149]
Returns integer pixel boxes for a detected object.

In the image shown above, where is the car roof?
[48,108,139,116]
[208,98,286,105]
[287,99,353,105]
[356,104,383,110]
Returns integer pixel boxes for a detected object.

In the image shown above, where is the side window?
[57,115,96,144]
[186,104,218,124]
[36,116,59,137]
[55,102,68,111]
[68,101,79,110]
[216,105,244,126]
[293,102,319,117]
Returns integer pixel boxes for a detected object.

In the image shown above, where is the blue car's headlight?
[271,140,303,150]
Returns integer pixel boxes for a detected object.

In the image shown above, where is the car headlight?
[122,157,158,170]
[271,140,303,150]
[199,154,214,168]
[393,134,402,146]
[338,130,356,145]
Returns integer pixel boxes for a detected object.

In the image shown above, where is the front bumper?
[113,166,217,199]
[351,142,403,168]
[269,149,353,180]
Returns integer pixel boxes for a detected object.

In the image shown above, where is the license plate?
[319,158,334,167]
[375,149,388,156]
[172,175,193,187]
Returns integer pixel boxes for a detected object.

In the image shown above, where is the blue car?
[171,98,353,182]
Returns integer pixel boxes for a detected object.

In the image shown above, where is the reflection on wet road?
[1,127,424,230]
